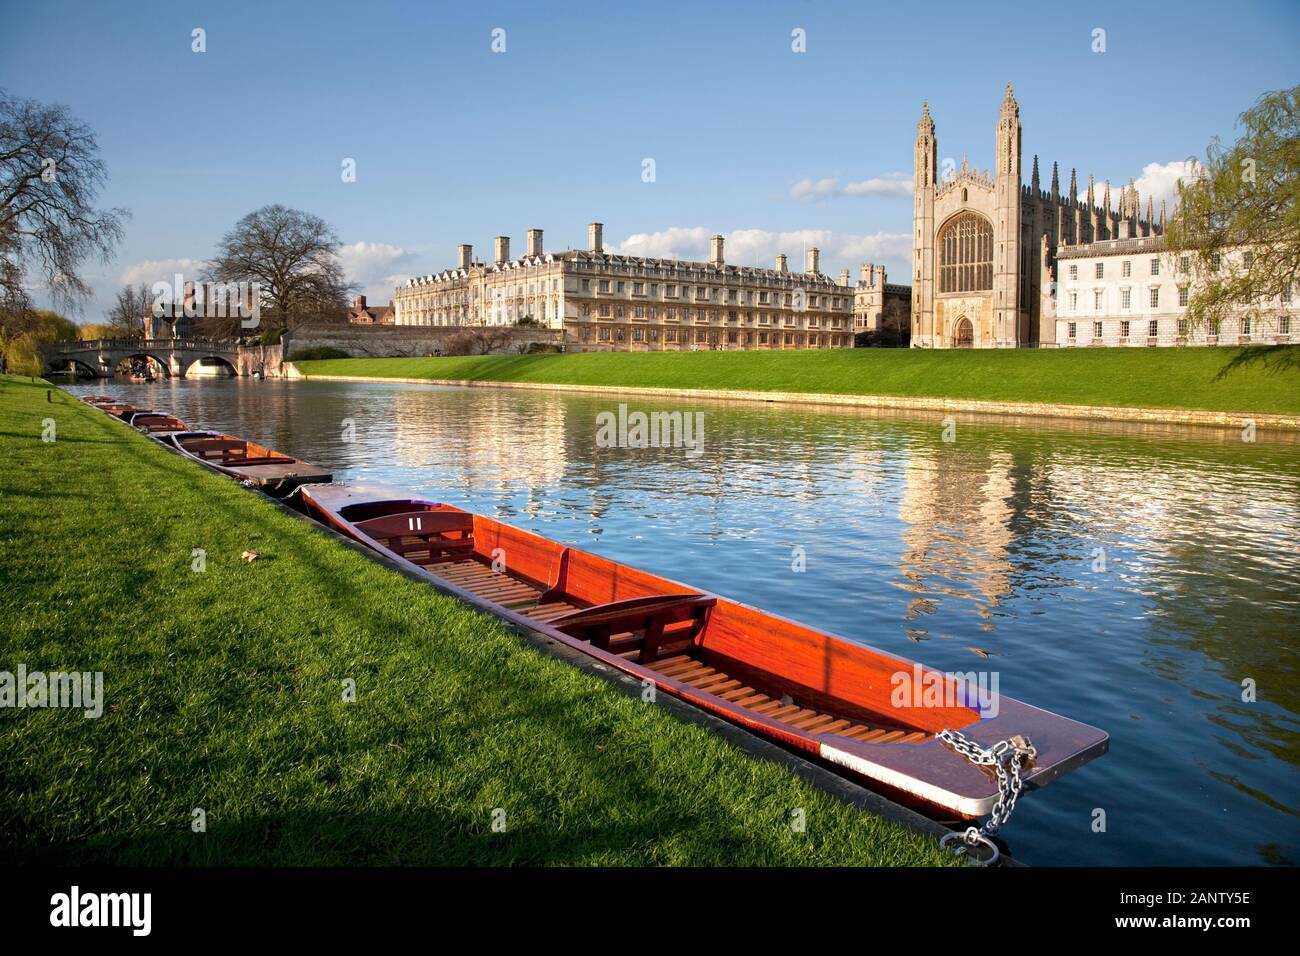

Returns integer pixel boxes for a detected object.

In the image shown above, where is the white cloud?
[1072,160,1200,211]
[790,173,912,201]
[1132,159,1198,212]
[336,240,418,304]
[842,173,913,198]
[609,226,910,278]
[789,177,839,201]
[118,258,206,288]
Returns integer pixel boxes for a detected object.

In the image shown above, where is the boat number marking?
[408,516,423,531]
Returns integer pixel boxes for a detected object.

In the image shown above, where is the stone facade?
[911,83,1163,349]
[1051,238,1296,347]
[393,226,861,351]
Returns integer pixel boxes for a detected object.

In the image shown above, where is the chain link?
[935,729,1036,866]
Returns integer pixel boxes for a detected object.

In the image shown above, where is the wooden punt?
[84,398,142,421]
[128,411,189,435]
[300,483,1108,820]
[166,430,331,496]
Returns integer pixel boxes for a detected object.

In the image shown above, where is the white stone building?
[1052,236,1296,347]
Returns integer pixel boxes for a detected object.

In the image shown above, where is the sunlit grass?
[295,346,1300,415]
[0,375,956,866]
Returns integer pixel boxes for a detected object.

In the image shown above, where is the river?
[70,377,1300,867]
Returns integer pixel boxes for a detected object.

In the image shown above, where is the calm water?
[72,378,1300,866]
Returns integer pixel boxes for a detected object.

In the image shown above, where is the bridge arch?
[47,356,102,379]
[181,355,238,377]
[115,353,173,377]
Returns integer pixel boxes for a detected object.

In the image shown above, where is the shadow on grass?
[1214,345,1300,381]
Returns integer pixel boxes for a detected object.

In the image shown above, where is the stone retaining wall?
[281,325,562,360]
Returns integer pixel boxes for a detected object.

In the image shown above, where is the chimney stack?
[775,254,788,273]
[457,244,472,270]
[860,263,873,284]
[588,222,603,254]
[710,234,725,267]
[806,247,820,274]
[494,236,510,264]
[839,268,850,287]
[354,294,367,309]
[527,228,543,257]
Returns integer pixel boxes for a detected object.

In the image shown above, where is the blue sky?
[2,0,1297,321]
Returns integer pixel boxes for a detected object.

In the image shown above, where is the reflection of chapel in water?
[896,446,1019,626]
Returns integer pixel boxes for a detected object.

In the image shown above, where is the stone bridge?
[43,338,283,378]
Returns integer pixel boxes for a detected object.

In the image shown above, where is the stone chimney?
[354,294,367,310]
[457,244,472,270]
[588,222,603,254]
[494,236,510,264]
[839,269,850,287]
[526,228,543,257]
[860,263,874,285]
[806,248,820,274]
[710,234,725,267]
[775,254,788,273]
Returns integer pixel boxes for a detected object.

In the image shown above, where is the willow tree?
[1163,86,1299,334]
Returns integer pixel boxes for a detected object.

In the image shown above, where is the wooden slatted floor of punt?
[397,541,926,744]
[641,654,931,744]
[402,548,583,620]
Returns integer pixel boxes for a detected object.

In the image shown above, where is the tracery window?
[937,213,993,293]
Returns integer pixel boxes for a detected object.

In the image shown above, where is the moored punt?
[85,398,142,420]
[128,411,189,435]
[299,483,1108,825]
[166,430,332,496]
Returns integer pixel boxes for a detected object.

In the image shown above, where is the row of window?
[1067,286,1190,312]
[584,326,849,346]
[1066,315,1291,339]
[580,306,843,327]
[584,277,848,310]
[1066,253,1235,282]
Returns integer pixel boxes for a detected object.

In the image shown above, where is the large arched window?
[938,212,993,293]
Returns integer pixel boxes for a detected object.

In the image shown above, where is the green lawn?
[0,375,955,866]
[294,347,1300,415]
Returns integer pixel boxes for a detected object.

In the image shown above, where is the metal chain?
[935,729,1036,866]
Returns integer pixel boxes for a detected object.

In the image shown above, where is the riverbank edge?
[288,367,1300,432]
[1,375,969,865]
[262,489,982,857]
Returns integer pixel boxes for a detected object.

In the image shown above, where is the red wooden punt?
[84,398,142,421]
[299,483,1108,821]
[128,411,189,435]
[165,430,331,496]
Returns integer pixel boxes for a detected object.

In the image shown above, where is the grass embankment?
[0,376,953,866]
[295,347,1300,415]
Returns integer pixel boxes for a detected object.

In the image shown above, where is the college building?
[393,224,882,350]
[393,82,1283,351]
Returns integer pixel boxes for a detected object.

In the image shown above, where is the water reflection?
[73,378,1300,866]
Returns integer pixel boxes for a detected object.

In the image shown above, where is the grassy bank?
[294,347,1300,415]
[0,375,954,866]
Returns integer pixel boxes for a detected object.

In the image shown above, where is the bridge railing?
[47,338,240,353]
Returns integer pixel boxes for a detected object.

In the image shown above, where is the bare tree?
[206,205,352,333]
[0,90,128,313]
[105,282,150,338]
